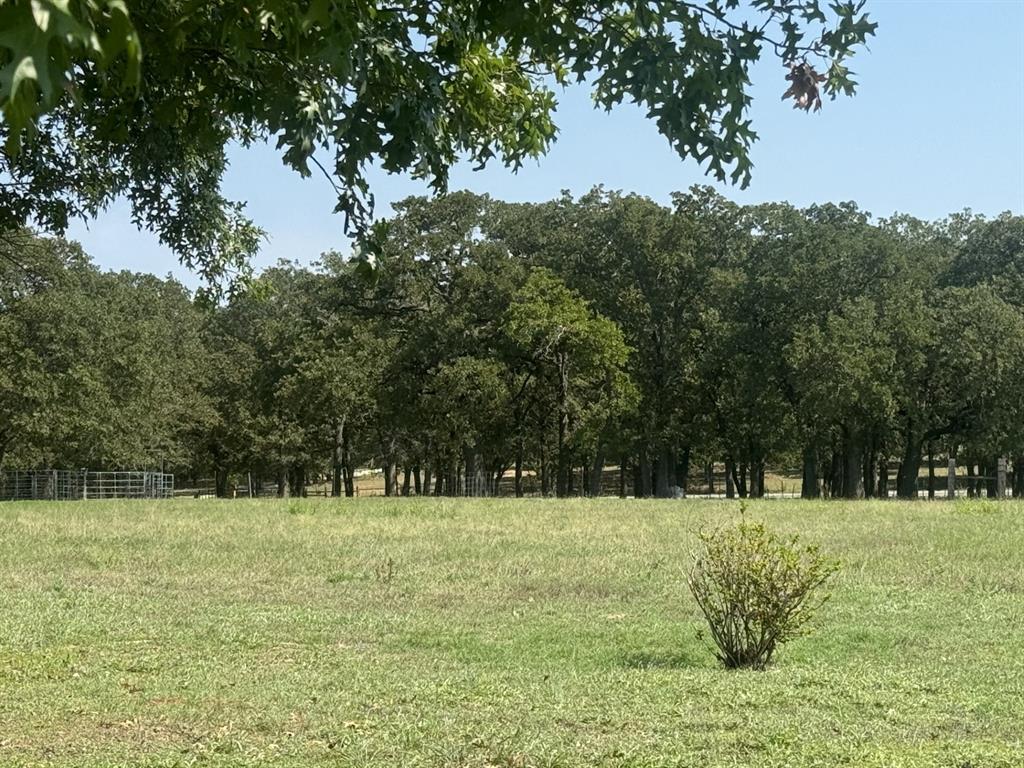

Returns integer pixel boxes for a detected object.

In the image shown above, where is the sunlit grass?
[1,497,1022,766]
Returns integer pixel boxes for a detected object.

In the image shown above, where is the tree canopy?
[3,190,1022,501]
[0,1,875,280]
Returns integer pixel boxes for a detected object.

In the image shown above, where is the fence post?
[997,457,1008,499]
[947,458,956,499]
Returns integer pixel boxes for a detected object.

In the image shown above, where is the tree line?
[2,188,1023,499]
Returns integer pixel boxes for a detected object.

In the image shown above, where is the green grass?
[1,497,1023,767]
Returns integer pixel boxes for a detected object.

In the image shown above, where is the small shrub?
[688,515,839,670]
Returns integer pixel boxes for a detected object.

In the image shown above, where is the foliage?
[0,229,208,470]
[0,0,875,280]
[3,196,1024,502]
[688,512,839,669]
[506,268,636,495]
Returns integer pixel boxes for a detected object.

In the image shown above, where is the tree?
[0,231,89,467]
[238,261,327,496]
[941,213,1024,494]
[787,299,897,498]
[0,230,210,470]
[289,273,388,498]
[10,191,1024,501]
[505,268,634,497]
[891,286,1024,499]
[489,189,710,497]
[1,1,875,280]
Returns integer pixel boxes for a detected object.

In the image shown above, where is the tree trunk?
[842,428,864,499]
[1013,456,1024,498]
[863,436,877,499]
[676,447,691,496]
[705,462,715,495]
[619,455,628,498]
[341,425,354,497]
[801,444,819,499]
[749,455,765,498]
[332,419,345,497]
[876,455,889,498]
[638,447,652,498]
[514,448,524,498]
[984,458,998,498]
[402,466,412,496]
[540,446,549,497]
[927,444,935,499]
[828,449,842,498]
[215,468,229,498]
[464,451,477,497]
[590,446,605,497]
[748,466,760,498]
[278,469,290,498]
[474,456,486,497]
[736,462,748,498]
[655,448,671,498]
[413,465,422,495]
[556,353,570,498]
[725,457,736,499]
[896,431,923,499]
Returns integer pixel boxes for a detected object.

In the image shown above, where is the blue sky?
[69,1,1024,284]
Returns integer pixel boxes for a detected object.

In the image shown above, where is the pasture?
[0,498,1022,767]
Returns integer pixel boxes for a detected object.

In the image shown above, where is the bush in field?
[688,513,839,670]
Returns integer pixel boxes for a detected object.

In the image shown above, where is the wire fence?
[0,470,175,501]
[106,459,1015,502]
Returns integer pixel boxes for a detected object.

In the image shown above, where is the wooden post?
[997,457,1007,499]
[947,458,956,499]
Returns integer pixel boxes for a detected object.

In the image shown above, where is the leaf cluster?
[1,1,875,283]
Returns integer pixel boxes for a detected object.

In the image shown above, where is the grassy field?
[1,498,1022,767]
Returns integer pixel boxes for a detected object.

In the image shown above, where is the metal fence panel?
[0,470,175,501]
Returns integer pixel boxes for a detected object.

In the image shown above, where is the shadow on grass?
[620,648,700,670]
